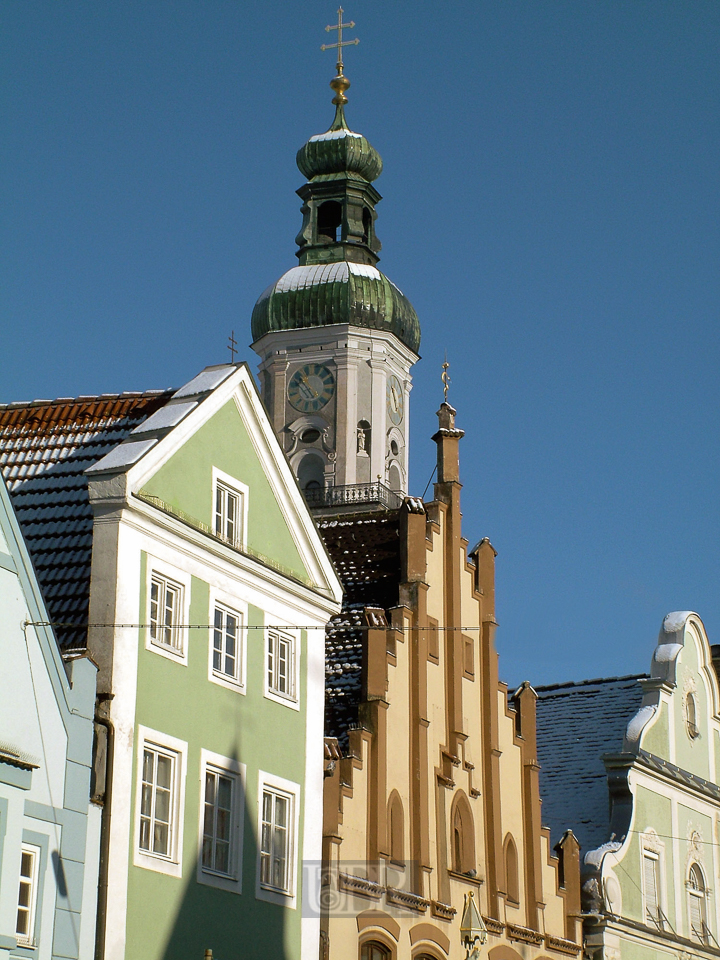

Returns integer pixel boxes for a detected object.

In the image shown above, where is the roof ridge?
[0,388,174,410]
[534,673,647,694]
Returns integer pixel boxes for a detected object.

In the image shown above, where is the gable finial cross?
[321,8,359,76]
[442,355,451,402]
[227,330,237,363]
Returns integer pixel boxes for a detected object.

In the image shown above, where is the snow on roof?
[173,365,234,398]
[0,390,174,647]
[131,400,198,435]
[85,438,158,474]
[318,510,402,748]
[533,674,646,853]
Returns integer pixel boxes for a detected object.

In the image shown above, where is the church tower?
[251,59,420,499]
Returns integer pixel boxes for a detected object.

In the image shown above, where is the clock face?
[287,363,335,413]
[387,374,404,425]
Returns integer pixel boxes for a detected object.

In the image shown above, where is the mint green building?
[536,612,720,960]
[0,474,99,960]
[0,364,342,960]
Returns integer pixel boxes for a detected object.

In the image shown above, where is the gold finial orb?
[321,7,359,105]
[330,73,351,106]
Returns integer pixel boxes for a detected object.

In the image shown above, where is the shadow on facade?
[157,747,291,960]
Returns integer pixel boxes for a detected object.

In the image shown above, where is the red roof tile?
[0,391,173,647]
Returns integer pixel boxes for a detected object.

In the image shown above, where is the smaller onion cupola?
[294,64,383,268]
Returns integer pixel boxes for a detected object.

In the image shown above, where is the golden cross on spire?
[442,355,451,402]
[321,7,359,75]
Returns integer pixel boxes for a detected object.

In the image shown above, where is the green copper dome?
[297,106,382,182]
[251,261,421,354]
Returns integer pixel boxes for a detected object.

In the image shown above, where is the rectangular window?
[213,605,242,684]
[197,750,245,893]
[134,727,186,877]
[260,787,292,893]
[427,616,440,663]
[463,634,475,679]
[139,746,176,858]
[203,768,234,876]
[643,853,663,929]
[215,482,243,547]
[267,629,295,701]
[149,575,182,653]
[16,844,39,946]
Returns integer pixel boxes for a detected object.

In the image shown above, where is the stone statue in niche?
[357,421,371,455]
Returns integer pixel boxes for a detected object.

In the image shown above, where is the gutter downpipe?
[93,707,114,960]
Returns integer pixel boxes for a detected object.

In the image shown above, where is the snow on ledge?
[584,840,622,870]
[625,704,656,745]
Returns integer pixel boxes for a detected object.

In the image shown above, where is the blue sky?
[2,1,719,686]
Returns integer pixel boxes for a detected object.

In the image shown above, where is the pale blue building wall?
[0,477,100,960]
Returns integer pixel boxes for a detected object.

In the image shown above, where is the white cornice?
[116,499,340,621]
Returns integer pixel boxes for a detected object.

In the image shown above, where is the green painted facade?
[125,559,309,959]
[86,364,341,960]
[587,613,720,960]
[140,399,309,583]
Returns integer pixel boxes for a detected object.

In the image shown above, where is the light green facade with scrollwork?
[585,612,720,960]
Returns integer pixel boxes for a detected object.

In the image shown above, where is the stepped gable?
[317,510,401,746]
[0,391,173,647]
[533,674,646,853]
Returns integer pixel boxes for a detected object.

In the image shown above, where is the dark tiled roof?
[533,675,646,854]
[318,511,401,745]
[0,392,173,647]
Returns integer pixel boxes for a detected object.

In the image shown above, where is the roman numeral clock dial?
[387,374,404,425]
[287,363,336,413]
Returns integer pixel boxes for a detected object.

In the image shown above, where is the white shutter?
[643,854,660,927]
[689,892,702,941]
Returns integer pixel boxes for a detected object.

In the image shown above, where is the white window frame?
[133,726,187,878]
[256,771,300,908]
[687,862,709,944]
[145,559,191,666]
[212,467,249,550]
[15,843,40,947]
[208,590,248,693]
[640,834,667,932]
[197,749,246,894]
[264,624,300,710]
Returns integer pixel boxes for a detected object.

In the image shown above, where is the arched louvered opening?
[387,792,404,864]
[297,453,325,491]
[362,207,372,245]
[450,791,475,876]
[388,462,402,493]
[318,201,342,243]
[504,833,519,904]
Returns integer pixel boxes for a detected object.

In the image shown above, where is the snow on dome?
[309,129,363,142]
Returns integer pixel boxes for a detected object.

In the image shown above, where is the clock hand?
[300,371,320,399]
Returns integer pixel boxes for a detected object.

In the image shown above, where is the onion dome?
[251,63,421,356]
[297,105,382,183]
[251,262,421,355]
